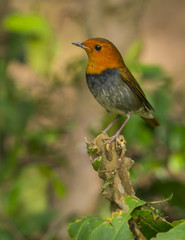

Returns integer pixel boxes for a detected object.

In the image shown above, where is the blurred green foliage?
[2,13,57,74]
[0,8,185,240]
[0,12,65,239]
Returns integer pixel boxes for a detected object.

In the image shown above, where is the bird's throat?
[87,64,119,75]
[86,63,107,74]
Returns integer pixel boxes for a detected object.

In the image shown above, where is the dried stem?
[86,132,135,212]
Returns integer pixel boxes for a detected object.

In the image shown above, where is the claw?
[102,114,131,146]
[103,133,119,146]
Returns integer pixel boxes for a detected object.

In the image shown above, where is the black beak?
[72,42,88,49]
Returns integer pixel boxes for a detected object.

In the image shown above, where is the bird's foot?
[103,114,130,146]
[103,132,120,146]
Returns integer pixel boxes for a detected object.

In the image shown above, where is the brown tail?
[142,117,160,127]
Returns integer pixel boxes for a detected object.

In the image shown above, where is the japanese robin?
[72,38,159,142]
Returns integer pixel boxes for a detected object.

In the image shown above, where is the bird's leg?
[102,115,121,133]
[104,114,131,144]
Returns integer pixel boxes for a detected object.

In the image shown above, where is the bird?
[72,38,160,143]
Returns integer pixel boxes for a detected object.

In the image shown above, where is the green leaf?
[153,221,185,240]
[86,142,97,155]
[92,156,102,171]
[172,219,185,228]
[68,196,145,240]
[132,209,172,239]
[69,217,105,240]
[124,196,146,214]
[2,13,51,38]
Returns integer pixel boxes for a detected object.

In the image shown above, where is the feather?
[118,67,154,111]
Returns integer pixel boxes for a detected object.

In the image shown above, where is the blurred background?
[0,0,185,239]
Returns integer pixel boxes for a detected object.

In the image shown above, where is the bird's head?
[72,38,125,74]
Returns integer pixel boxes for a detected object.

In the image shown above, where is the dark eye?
[95,45,102,51]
